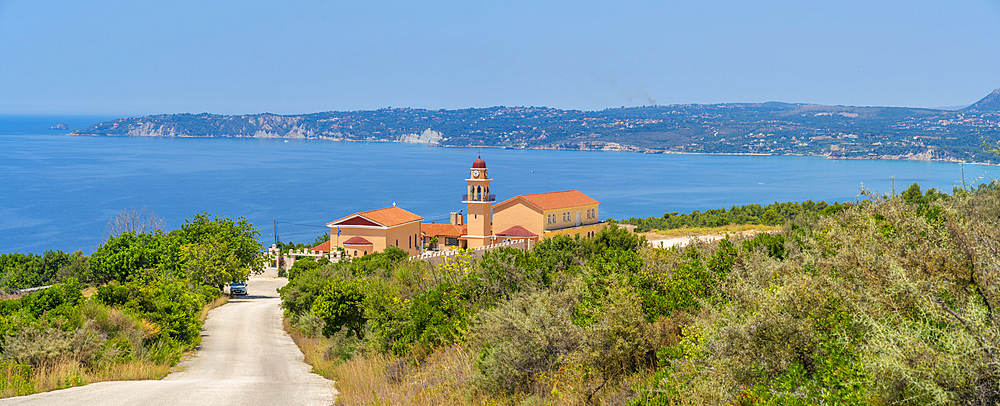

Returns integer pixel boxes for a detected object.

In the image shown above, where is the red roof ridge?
[329,206,424,228]
[311,240,332,253]
[495,190,600,211]
[343,236,373,245]
[421,222,465,237]
[496,225,537,237]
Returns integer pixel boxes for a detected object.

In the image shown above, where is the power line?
[274,221,329,229]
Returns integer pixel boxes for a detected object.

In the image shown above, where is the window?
[409,235,412,249]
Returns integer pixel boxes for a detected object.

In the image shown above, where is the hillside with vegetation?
[0,213,262,397]
[74,89,1000,163]
[278,181,1000,405]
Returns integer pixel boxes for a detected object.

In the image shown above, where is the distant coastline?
[69,89,1000,165]
[67,126,999,166]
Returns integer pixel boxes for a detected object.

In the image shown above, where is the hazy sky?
[1,0,999,115]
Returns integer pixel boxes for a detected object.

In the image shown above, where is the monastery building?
[313,157,606,258]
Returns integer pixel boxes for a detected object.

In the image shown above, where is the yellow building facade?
[325,206,423,257]
[313,157,606,258]
[493,190,604,240]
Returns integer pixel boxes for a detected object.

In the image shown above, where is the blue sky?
[1,0,999,115]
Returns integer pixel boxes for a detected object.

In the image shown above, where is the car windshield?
[232,282,245,286]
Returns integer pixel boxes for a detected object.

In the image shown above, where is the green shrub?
[0,279,84,339]
[360,279,408,355]
[287,257,319,281]
[580,280,658,383]
[0,250,75,291]
[95,276,206,349]
[277,265,333,316]
[400,282,470,352]
[348,247,408,277]
[741,232,786,260]
[177,212,263,275]
[294,311,325,339]
[312,279,368,339]
[0,361,33,397]
[2,326,104,368]
[580,248,714,324]
[467,247,548,307]
[532,234,589,273]
[474,288,584,395]
[87,232,181,284]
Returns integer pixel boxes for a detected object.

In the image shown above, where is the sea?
[1,115,997,255]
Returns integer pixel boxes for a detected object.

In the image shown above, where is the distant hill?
[963,88,1000,113]
[73,89,1000,164]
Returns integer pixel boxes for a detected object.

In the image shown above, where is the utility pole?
[274,220,281,271]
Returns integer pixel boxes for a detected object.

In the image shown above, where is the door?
[576,211,582,226]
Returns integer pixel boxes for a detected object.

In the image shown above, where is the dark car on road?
[230,281,247,295]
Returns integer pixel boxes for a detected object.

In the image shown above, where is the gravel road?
[1,278,336,406]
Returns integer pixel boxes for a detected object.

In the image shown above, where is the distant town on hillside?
[74,88,1000,164]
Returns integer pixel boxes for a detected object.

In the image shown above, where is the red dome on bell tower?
[472,156,487,169]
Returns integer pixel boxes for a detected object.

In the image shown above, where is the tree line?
[620,199,853,232]
[619,182,950,232]
[0,212,263,397]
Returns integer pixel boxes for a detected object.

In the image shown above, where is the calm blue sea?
[1,115,996,254]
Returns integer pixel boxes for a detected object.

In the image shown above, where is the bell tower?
[463,156,494,248]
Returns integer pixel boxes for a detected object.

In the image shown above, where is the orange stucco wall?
[492,201,544,238]
[331,221,422,257]
[543,204,599,231]
[466,202,492,248]
[494,200,601,240]
[543,222,608,239]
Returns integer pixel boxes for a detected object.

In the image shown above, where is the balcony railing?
[462,194,496,202]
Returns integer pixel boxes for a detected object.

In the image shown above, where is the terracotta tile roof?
[311,240,332,253]
[343,236,373,245]
[496,225,537,237]
[495,190,600,211]
[421,223,466,237]
[329,206,423,228]
[472,156,487,169]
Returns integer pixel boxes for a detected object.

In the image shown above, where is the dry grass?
[283,318,339,378]
[283,316,649,406]
[0,292,22,301]
[327,347,650,406]
[25,359,173,395]
[81,286,99,298]
[199,294,229,322]
[284,317,487,405]
[332,346,480,406]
